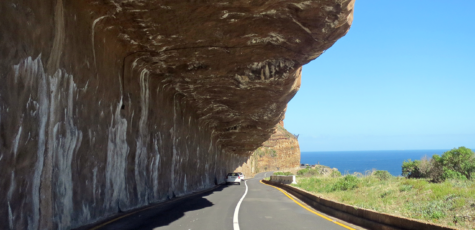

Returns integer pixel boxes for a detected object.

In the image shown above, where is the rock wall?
[232,123,301,177]
[231,124,300,178]
[252,124,301,173]
[0,0,353,229]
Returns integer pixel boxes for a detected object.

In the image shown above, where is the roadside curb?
[262,180,457,230]
[260,180,356,230]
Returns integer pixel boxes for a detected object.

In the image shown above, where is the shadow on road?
[83,185,230,230]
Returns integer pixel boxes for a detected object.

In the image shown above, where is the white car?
[236,172,245,181]
[226,173,242,185]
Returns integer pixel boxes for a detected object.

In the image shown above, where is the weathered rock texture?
[0,0,353,229]
[251,124,301,173]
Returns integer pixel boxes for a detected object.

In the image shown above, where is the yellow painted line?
[260,180,355,230]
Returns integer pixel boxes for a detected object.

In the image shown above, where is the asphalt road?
[89,172,355,230]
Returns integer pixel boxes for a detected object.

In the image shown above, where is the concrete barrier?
[262,180,456,230]
[270,175,296,184]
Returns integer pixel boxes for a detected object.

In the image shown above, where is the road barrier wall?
[263,180,455,230]
[270,175,296,184]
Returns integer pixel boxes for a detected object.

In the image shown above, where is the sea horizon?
[300,149,459,176]
[301,148,467,152]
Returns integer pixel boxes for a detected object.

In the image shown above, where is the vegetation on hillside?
[402,147,475,182]
[254,147,277,158]
[297,165,341,177]
[273,171,293,176]
[276,124,297,139]
[290,147,475,229]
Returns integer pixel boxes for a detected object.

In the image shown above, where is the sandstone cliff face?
[0,0,353,229]
[252,124,301,173]
[230,124,300,179]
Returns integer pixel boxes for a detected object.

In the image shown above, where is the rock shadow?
[79,185,229,230]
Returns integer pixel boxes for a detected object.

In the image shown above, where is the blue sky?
[284,0,475,151]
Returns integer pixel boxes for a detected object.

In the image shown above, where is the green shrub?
[331,170,342,178]
[380,190,394,198]
[412,196,456,220]
[274,172,293,176]
[332,175,359,191]
[373,170,392,181]
[297,168,309,175]
[402,158,431,178]
[399,184,413,192]
[434,147,475,180]
[255,148,266,158]
[422,201,447,219]
[402,147,475,182]
[297,168,320,177]
[402,160,422,178]
[441,169,466,181]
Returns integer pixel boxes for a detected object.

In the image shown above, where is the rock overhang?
[94,0,354,155]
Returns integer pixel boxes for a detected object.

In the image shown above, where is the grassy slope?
[293,176,475,229]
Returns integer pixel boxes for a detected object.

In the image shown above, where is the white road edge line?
[233,180,248,230]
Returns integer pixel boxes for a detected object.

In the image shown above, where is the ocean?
[300,149,450,176]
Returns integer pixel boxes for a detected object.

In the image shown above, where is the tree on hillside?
[402,147,475,181]
[401,156,432,179]
[432,146,475,180]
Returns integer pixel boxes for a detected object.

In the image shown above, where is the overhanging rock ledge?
[99,0,355,155]
[0,0,354,229]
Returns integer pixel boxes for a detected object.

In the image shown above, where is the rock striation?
[232,123,301,176]
[253,124,301,173]
[0,0,354,229]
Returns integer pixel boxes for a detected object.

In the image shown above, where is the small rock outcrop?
[0,0,354,229]
[315,165,339,177]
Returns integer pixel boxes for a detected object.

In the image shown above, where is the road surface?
[88,172,358,230]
